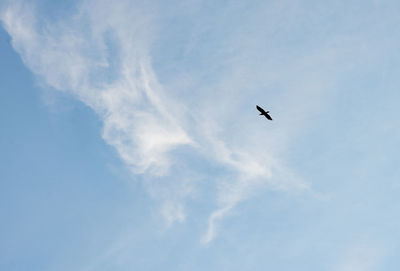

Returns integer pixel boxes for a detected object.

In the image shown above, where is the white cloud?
[1,0,312,243]
[334,242,383,271]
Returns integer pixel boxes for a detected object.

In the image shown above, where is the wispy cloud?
[334,242,384,271]
[1,0,312,242]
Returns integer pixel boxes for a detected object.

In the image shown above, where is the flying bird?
[256,105,273,120]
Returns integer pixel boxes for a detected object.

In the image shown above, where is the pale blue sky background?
[1,0,400,270]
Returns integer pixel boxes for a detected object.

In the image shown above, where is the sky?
[1,0,400,270]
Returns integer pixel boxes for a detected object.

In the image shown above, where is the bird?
[256,105,273,120]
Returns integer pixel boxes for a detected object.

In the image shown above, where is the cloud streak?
[1,0,310,242]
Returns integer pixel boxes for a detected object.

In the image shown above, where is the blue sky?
[1,0,400,270]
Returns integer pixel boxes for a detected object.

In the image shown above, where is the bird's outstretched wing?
[256,105,266,114]
[265,113,273,120]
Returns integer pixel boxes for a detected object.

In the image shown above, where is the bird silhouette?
[256,105,273,120]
